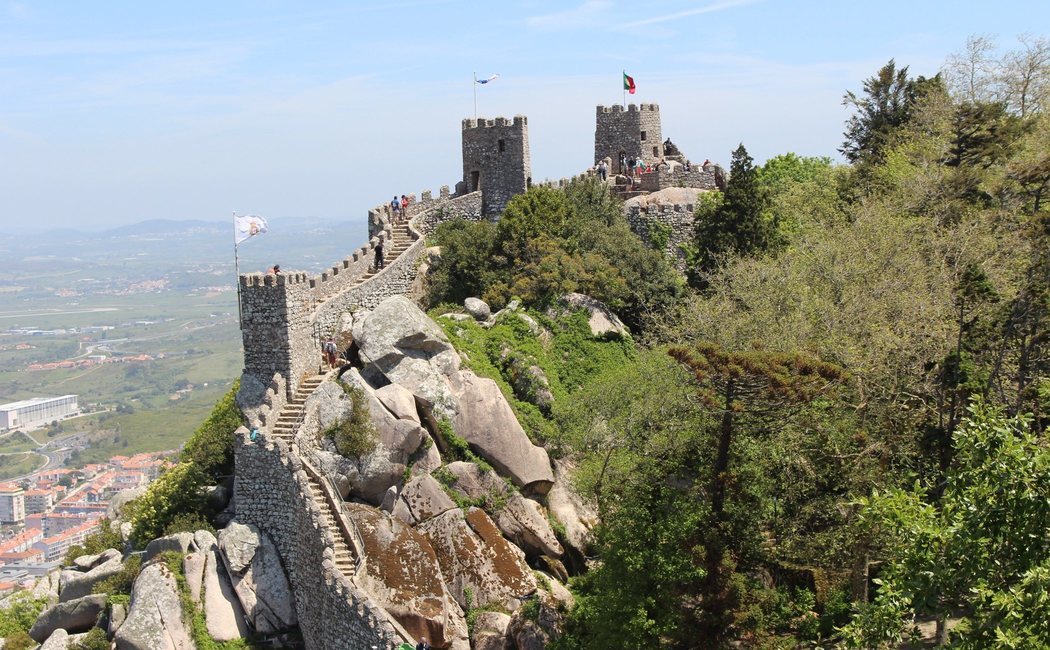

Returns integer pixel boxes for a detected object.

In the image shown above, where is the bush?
[325,383,377,458]
[180,381,242,480]
[0,592,47,639]
[65,520,123,564]
[72,626,111,650]
[126,462,209,548]
[123,384,243,549]
[92,554,141,596]
[163,512,215,538]
[2,631,35,650]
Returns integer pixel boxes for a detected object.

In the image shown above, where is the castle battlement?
[596,103,659,114]
[462,115,528,130]
[239,271,311,288]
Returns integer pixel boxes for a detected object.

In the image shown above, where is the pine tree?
[690,143,776,289]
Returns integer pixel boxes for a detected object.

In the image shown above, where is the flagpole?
[473,71,478,120]
[622,69,626,108]
[233,211,243,326]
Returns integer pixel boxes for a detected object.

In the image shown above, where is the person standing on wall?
[323,338,338,368]
[598,159,608,182]
[400,195,409,221]
[374,240,385,271]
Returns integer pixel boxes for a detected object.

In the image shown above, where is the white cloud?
[526,0,613,30]
[617,0,758,29]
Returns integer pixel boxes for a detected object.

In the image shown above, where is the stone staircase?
[353,223,414,287]
[268,373,359,578]
[609,174,649,201]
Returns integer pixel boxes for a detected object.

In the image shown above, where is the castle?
[234,102,722,649]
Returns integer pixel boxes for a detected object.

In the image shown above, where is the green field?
[0,431,37,454]
[0,452,47,480]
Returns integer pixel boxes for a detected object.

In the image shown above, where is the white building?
[0,395,78,431]
[0,483,25,525]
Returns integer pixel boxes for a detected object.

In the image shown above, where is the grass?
[66,383,231,466]
[434,307,636,446]
[0,431,37,454]
[0,452,47,480]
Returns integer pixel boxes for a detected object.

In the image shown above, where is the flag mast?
[623,69,626,108]
[233,211,243,325]
[473,71,478,120]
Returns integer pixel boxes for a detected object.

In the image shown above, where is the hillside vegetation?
[428,37,1049,649]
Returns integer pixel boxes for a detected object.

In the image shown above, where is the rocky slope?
[13,294,603,649]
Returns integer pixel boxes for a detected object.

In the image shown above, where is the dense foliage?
[426,177,684,333]
[0,592,47,644]
[547,35,1048,649]
[843,404,1050,648]
[126,382,242,547]
[326,383,378,458]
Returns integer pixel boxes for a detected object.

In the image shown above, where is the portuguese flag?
[623,71,636,94]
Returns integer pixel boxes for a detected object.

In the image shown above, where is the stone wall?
[234,425,405,650]
[239,273,317,401]
[241,187,481,399]
[368,187,484,239]
[625,202,696,272]
[595,104,663,172]
[462,116,531,217]
[638,166,722,192]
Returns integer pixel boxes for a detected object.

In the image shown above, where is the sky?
[1,0,1047,233]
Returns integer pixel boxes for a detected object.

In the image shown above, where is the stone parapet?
[233,425,406,649]
[625,202,696,273]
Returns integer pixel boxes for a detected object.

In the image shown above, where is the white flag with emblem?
[234,215,268,245]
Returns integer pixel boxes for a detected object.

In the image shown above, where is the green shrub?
[2,630,34,650]
[123,384,243,549]
[325,383,377,458]
[0,592,46,642]
[126,462,209,548]
[65,520,122,564]
[180,381,243,480]
[72,626,111,650]
[92,554,141,596]
[163,512,215,537]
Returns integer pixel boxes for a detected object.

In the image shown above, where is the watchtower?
[462,115,531,218]
[595,104,663,174]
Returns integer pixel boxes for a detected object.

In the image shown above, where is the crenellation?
[234,102,726,650]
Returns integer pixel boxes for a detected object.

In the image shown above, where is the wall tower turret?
[462,115,531,218]
[595,103,663,174]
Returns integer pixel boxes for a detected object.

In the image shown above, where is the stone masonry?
[233,424,404,650]
[462,116,531,218]
[595,104,663,173]
[625,202,697,273]
[233,105,724,650]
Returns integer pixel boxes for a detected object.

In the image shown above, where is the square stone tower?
[595,103,663,174]
[462,115,531,218]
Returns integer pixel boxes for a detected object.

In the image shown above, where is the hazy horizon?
[2,0,1047,232]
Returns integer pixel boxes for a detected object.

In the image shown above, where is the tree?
[841,60,942,165]
[668,343,844,640]
[843,403,1050,648]
[427,218,499,307]
[999,34,1050,118]
[691,144,775,288]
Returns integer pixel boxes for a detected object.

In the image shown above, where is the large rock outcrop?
[348,503,468,649]
[441,462,562,559]
[115,561,194,650]
[59,554,124,603]
[354,295,462,417]
[419,507,536,612]
[452,371,554,494]
[29,594,107,642]
[217,522,297,635]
